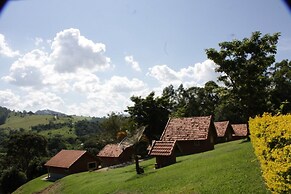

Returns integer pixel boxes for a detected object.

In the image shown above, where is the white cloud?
[125,55,141,71]
[0,90,64,113]
[0,34,20,57]
[73,72,101,93]
[148,59,220,87]
[2,49,48,88]
[22,91,64,111]
[50,28,111,73]
[106,76,146,93]
[148,64,180,85]
[69,76,147,116]
[0,90,21,109]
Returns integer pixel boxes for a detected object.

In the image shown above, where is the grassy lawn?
[13,175,54,194]
[14,140,269,194]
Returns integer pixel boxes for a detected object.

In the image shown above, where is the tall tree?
[269,59,291,113]
[206,31,280,121]
[126,92,171,141]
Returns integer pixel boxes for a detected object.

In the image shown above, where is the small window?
[88,162,97,170]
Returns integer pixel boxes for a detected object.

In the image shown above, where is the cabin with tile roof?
[97,144,134,167]
[214,121,234,143]
[148,140,177,168]
[45,150,98,180]
[231,124,248,140]
[159,115,217,155]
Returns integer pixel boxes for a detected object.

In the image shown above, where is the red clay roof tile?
[97,144,128,158]
[231,124,248,137]
[214,121,230,137]
[160,116,212,141]
[148,140,176,156]
[45,150,87,168]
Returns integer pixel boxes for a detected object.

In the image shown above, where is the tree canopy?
[206,31,281,121]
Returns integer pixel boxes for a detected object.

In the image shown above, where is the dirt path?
[34,181,61,194]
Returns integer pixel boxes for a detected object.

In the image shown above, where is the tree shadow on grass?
[239,138,250,144]
[125,171,157,182]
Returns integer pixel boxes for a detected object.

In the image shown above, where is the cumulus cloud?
[22,91,64,111]
[0,90,21,109]
[73,72,101,93]
[125,55,141,71]
[148,59,220,87]
[2,49,48,88]
[106,76,146,93]
[50,28,111,73]
[2,28,113,92]
[0,90,64,112]
[69,75,147,116]
[148,64,180,84]
[0,34,20,57]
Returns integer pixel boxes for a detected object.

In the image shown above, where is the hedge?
[249,113,291,193]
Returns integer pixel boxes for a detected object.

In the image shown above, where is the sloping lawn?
[14,140,269,194]
[13,175,53,194]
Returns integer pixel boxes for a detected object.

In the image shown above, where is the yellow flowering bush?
[249,113,291,193]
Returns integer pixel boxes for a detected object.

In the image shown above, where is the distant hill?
[35,109,67,116]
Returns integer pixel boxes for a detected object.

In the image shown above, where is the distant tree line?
[31,121,73,132]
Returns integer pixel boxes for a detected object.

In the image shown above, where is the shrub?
[249,113,291,193]
[0,167,27,194]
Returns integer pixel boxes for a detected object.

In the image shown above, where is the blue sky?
[0,0,291,116]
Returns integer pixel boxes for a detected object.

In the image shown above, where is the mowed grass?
[14,140,270,194]
[14,175,54,194]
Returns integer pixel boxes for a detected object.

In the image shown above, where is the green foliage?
[47,135,68,156]
[74,119,101,137]
[206,31,280,121]
[82,134,112,156]
[31,121,72,132]
[100,112,130,139]
[16,141,269,194]
[0,106,10,125]
[5,132,48,174]
[26,158,47,180]
[126,92,171,140]
[269,60,291,114]
[250,113,291,193]
[0,167,27,194]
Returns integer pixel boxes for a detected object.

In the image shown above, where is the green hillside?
[0,113,89,137]
[0,114,55,131]
[14,140,270,194]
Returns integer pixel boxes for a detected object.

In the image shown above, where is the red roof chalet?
[97,144,133,167]
[231,124,248,139]
[148,140,176,168]
[160,116,217,155]
[45,150,98,180]
[214,121,234,143]
[149,116,217,168]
